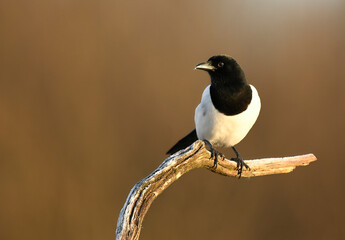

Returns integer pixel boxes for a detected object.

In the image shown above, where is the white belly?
[194,84,261,147]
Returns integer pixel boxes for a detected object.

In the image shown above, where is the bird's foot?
[203,140,224,168]
[231,157,250,178]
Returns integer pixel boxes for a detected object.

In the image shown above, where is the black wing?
[166,129,198,155]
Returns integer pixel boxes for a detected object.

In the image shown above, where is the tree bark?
[116,140,317,240]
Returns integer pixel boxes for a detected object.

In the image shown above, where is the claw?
[231,146,250,178]
[231,157,250,178]
[203,140,224,169]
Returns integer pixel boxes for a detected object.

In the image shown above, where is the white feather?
[194,84,261,147]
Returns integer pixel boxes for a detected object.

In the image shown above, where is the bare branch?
[116,140,317,240]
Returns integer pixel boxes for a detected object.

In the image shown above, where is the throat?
[210,84,252,116]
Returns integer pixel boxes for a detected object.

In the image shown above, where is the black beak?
[194,62,215,71]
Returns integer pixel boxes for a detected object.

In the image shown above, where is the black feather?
[166,129,198,155]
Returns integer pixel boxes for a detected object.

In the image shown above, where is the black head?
[194,55,247,87]
[194,55,252,115]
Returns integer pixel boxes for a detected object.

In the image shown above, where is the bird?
[167,54,261,177]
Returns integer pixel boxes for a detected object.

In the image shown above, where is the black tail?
[166,129,198,155]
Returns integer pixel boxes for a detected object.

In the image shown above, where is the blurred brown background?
[1,0,345,239]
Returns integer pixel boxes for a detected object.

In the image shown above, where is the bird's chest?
[194,85,260,147]
[195,104,244,147]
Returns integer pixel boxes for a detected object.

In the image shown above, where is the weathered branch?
[116,140,317,240]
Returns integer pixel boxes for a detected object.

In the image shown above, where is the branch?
[115,140,317,240]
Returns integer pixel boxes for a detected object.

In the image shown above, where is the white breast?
[194,84,261,147]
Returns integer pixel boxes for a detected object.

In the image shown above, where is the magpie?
[167,55,261,177]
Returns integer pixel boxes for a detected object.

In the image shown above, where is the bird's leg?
[203,140,224,168]
[231,146,250,178]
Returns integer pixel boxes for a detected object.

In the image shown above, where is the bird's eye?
[218,62,224,68]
